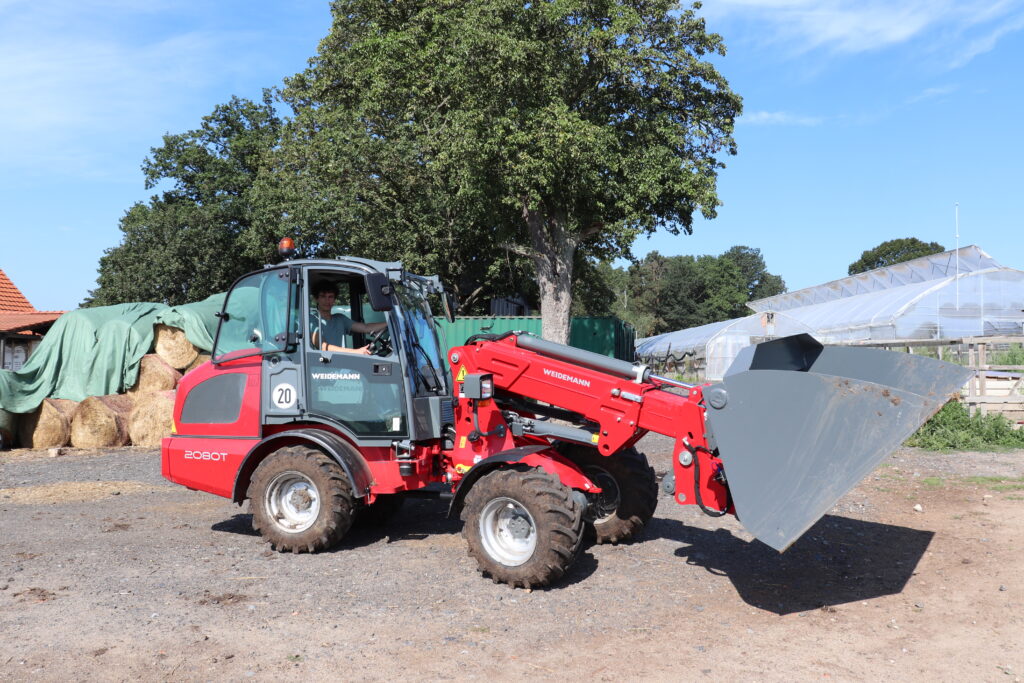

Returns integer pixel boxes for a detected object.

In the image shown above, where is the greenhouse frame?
[636,246,1024,381]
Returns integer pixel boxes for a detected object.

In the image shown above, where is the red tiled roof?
[0,311,64,334]
[0,269,35,312]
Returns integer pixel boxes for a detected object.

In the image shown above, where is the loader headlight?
[463,373,493,400]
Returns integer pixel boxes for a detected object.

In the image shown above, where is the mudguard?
[447,445,600,517]
[232,428,375,503]
[704,334,973,552]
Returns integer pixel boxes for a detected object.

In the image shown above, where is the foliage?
[88,95,281,306]
[989,344,1024,367]
[847,237,945,276]
[609,245,784,336]
[571,259,620,317]
[720,246,786,302]
[253,0,740,342]
[906,400,1024,450]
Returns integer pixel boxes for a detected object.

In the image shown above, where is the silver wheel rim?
[265,471,320,533]
[479,497,537,566]
[584,466,621,523]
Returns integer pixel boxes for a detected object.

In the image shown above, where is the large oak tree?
[260,0,741,342]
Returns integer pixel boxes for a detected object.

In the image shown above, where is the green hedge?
[907,400,1024,450]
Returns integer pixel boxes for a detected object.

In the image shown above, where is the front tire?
[249,446,355,553]
[461,468,583,588]
[563,446,658,544]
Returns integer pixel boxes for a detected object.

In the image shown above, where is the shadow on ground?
[209,495,599,588]
[649,514,933,615]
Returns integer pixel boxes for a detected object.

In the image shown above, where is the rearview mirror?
[441,291,456,323]
[364,272,394,311]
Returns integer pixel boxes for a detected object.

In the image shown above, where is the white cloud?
[702,0,1024,63]
[742,111,824,126]
[907,84,959,103]
[950,12,1024,66]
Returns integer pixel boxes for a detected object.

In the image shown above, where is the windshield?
[394,278,448,394]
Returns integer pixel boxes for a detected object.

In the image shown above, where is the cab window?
[214,269,298,361]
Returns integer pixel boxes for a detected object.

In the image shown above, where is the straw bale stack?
[70,394,134,448]
[0,408,18,448]
[127,354,182,399]
[128,390,177,447]
[154,324,200,370]
[18,398,79,449]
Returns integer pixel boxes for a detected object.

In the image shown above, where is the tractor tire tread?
[249,445,354,554]
[461,468,583,589]
[564,446,658,545]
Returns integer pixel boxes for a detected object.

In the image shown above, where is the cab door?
[302,274,408,441]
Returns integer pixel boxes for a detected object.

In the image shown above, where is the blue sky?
[1,0,1022,312]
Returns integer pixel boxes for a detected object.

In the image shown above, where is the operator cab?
[208,253,453,448]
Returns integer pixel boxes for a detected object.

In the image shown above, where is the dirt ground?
[1,436,1022,681]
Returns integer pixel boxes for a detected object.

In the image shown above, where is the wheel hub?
[479,497,537,567]
[265,471,320,533]
[584,467,621,523]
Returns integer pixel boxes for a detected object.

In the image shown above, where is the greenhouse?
[636,246,1024,380]
[634,311,814,381]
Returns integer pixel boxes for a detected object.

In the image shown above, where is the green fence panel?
[437,316,635,361]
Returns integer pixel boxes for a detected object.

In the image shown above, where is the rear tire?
[461,468,583,588]
[249,446,355,553]
[563,446,658,544]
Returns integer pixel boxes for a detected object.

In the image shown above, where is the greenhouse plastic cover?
[635,312,815,380]
[0,294,224,414]
[749,245,1002,313]
[747,246,1024,343]
[635,246,1024,381]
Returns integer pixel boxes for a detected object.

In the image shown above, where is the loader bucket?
[703,334,972,552]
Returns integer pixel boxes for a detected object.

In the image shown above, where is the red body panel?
[174,356,263,438]
[447,335,732,513]
[163,435,261,498]
[162,355,264,498]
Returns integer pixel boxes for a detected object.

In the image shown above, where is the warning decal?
[455,365,467,382]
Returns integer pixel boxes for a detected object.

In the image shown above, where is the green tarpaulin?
[154,293,226,353]
[0,294,225,414]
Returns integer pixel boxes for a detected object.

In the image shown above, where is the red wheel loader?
[162,244,971,588]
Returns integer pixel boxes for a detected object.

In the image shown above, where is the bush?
[989,344,1024,367]
[906,400,1024,450]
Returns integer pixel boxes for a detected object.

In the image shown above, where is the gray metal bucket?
[704,334,972,552]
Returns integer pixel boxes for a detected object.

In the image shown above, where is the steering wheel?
[367,327,392,356]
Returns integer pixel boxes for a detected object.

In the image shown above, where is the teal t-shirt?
[309,311,354,348]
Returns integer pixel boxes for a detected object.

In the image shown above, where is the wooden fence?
[846,336,1024,423]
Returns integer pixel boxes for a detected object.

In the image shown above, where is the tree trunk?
[523,204,575,344]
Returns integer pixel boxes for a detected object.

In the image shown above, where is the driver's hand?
[356,345,372,355]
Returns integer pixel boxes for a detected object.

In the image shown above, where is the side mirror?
[364,272,394,312]
[441,291,456,323]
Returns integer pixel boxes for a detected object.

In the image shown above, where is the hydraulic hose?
[682,440,732,518]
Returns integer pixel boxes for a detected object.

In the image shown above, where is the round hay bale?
[184,353,212,375]
[128,390,177,447]
[70,394,134,448]
[154,324,200,370]
[0,408,19,449]
[17,398,78,449]
[127,354,182,399]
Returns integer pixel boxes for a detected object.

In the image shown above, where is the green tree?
[257,0,740,342]
[89,95,281,306]
[847,238,945,276]
[623,246,783,336]
[720,245,786,308]
[655,254,745,333]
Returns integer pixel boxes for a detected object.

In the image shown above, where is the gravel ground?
[1,436,1022,681]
